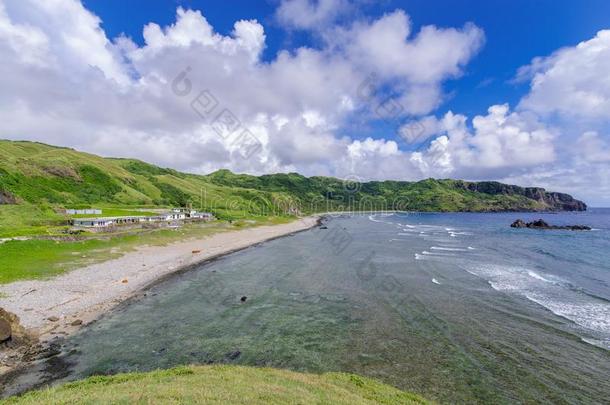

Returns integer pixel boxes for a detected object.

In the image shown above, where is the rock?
[0,317,11,342]
[529,219,550,228]
[192,250,201,254]
[510,219,527,228]
[48,316,59,322]
[0,189,17,205]
[225,350,241,360]
[511,219,591,231]
[121,279,128,284]
[320,226,328,229]
[240,296,248,302]
[70,319,83,326]
[1,308,35,348]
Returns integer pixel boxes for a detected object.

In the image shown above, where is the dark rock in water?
[225,350,241,360]
[240,296,248,302]
[511,219,591,231]
[510,219,527,228]
[530,219,550,228]
[320,226,328,229]
[0,317,11,342]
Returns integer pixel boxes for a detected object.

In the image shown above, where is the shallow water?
[22,211,610,403]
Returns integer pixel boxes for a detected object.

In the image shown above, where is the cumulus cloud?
[328,10,484,115]
[518,30,610,121]
[0,0,485,183]
[2,0,609,205]
[412,104,556,177]
[576,131,610,162]
[276,0,350,30]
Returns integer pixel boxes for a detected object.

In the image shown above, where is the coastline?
[0,216,320,374]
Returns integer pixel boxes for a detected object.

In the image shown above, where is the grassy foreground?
[4,365,430,404]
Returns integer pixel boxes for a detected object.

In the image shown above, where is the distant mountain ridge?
[0,140,586,216]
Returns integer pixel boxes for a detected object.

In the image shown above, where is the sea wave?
[431,246,469,252]
[466,263,610,339]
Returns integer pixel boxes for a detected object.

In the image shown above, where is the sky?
[1,0,609,205]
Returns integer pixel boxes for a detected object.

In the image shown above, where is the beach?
[0,216,319,343]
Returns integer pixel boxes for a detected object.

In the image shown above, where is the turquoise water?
[34,211,610,402]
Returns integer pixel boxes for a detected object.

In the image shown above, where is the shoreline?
[0,216,320,375]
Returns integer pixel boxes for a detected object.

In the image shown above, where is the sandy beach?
[0,216,319,342]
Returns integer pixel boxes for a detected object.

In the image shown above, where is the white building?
[71,209,213,228]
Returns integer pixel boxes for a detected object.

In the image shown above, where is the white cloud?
[518,30,610,121]
[332,11,484,84]
[2,0,609,204]
[0,0,484,183]
[276,0,350,30]
[327,10,484,115]
[576,131,610,162]
[413,104,556,177]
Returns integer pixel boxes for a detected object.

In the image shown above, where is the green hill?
[0,139,586,236]
[5,365,429,404]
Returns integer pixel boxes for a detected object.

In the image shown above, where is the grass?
[0,217,292,284]
[4,365,430,404]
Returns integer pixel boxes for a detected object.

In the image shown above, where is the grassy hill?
[5,365,429,404]
[0,139,586,237]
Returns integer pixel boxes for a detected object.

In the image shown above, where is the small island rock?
[511,219,591,231]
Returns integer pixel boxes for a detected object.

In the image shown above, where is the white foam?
[448,231,472,237]
[422,250,455,257]
[466,263,610,336]
[432,278,441,285]
[431,246,468,252]
[581,337,610,351]
[527,270,552,283]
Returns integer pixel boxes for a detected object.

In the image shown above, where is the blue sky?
[1,0,610,204]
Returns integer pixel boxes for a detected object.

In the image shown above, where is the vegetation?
[5,365,429,404]
[0,140,583,226]
[0,217,291,284]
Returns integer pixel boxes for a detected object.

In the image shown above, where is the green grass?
[4,365,430,404]
[0,217,291,284]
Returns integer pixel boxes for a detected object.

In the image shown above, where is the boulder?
[0,308,34,347]
[0,189,17,205]
[0,317,11,342]
[529,219,550,228]
[510,219,527,228]
[225,350,241,360]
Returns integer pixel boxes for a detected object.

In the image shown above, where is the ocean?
[24,210,610,403]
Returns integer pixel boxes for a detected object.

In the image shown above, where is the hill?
[5,365,429,404]
[0,139,586,234]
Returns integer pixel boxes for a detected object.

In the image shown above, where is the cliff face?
[460,181,586,211]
